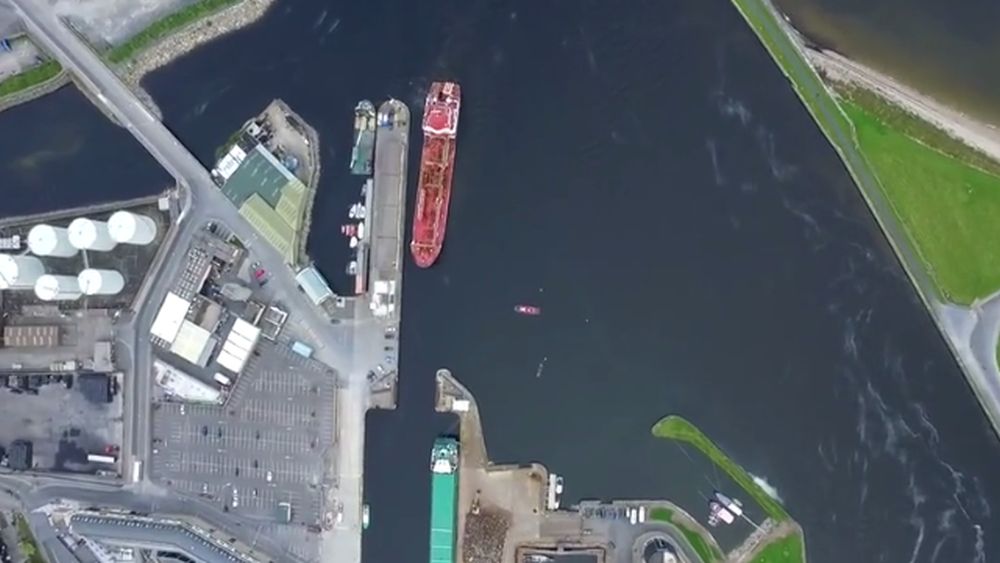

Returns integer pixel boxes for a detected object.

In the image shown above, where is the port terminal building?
[213,136,308,265]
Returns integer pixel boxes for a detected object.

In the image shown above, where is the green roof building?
[218,145,309,264]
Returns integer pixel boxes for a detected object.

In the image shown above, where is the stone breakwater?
[120,0,278,88]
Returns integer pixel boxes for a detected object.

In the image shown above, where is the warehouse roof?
[295,266,334,305]
[217,319,260,375]
[151,292,191,343]
[169,321,216,367]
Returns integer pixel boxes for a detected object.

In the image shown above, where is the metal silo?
[34,274,82,301]
[78,268,125,296]
[108,211,157,245]
[0,254,44,290]
[28,224,77,257]
[68,218,117,251]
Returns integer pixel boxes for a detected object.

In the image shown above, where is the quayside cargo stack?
[429,437,459,563]
[410,81,461,268]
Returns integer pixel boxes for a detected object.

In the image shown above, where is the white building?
[216,318,260,374]
[169,320,217,367]
[153,360,221,404]
[150,292,191,344]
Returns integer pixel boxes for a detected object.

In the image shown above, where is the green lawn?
[106,0,242,64]
[648,507,723,562]
[841,99,1000,304]
[15,514,46,563]
[652,416,789,521]
[0,61,61,98]
[750,531,806,563]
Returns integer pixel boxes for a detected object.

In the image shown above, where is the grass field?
[106,0,241,64]
[652,416,789,521]
[0,61,61,98]
[15,514,45,563]
[648,507,724,562]
[840,98,1000,304]
[750,531,806,563]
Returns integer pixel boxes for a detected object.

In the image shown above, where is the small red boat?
[514,305,541,316]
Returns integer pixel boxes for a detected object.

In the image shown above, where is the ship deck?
[430,471,457,563]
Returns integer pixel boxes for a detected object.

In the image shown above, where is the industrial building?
[216,318,260,375]
[295,266,335,305]
[153,360,221,404]
[7,439,33,470]
[77,373,112,404]
[69,513,258,563]
[3,325,59,347]
[170,320,217,367]
[150,292,192,344]
[215,143,308,264]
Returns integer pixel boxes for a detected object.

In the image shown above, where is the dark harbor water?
[1,0,999,562]
[0,86,170,215]
[773,0,1000,126]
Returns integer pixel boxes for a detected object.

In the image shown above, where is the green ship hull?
[351,100,376,175]
[429,437,458,563]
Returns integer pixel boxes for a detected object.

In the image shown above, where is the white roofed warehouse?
[217,318,261,375]
[151,292,192,345]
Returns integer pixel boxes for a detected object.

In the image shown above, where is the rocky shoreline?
[119,0,278,88]
[0,69,70,113]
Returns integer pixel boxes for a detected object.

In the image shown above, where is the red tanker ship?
[410,81,461,268]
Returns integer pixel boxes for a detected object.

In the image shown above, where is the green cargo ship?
[429,437,459,563]
[350,100,376,175]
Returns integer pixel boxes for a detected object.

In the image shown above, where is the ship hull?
[429,438,459,563]
[410,82,461,268]
[350,100,376,175]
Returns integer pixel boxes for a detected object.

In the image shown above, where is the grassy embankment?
[834,86,1000,305]
[0,60,61,98]
[653,416,788,520]
[750,532,806,563]
[15,514,46,563]
[648,506,725,562]
[652,416,806,563]
[728,0,854,140]
[105,0,242,64]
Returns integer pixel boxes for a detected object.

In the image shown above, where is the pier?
[436,369,729,563]
[364,99,409,410]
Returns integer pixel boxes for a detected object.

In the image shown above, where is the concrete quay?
[436,369,711,563]
[363,99,409,410]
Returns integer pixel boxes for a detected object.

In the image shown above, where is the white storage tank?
[34,274,82,301]
[0,254,44,290]
[28,224,77,257]
[78,268,125,296]
[68,218,116,251]
[108,211,157,246]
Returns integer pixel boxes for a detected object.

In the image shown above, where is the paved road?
[8,0,385,560]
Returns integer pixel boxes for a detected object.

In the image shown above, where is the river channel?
[1,1,998,562]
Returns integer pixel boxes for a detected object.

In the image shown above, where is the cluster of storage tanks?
[0,211,157,302]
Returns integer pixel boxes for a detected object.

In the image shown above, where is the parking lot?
[150,339,337,526]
